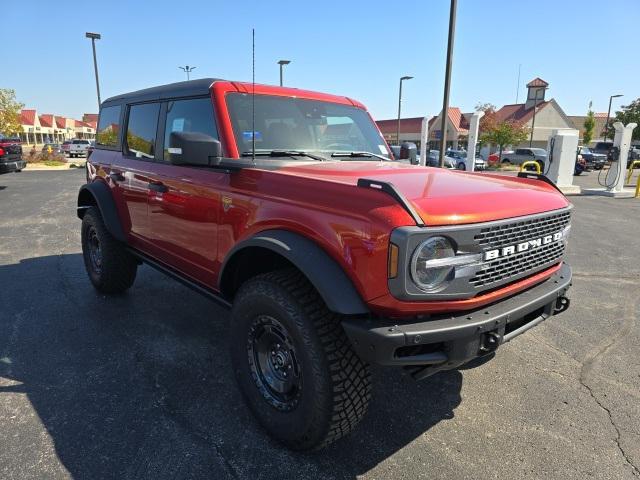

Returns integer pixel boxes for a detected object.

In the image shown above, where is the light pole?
[179,65,196,80]
[439,0,457,167]
[529,87,547,147]
[85,32,101,107]
[278,60,291,86]
[396,76,413,146]
[603,94,623,143]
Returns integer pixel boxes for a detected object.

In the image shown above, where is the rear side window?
[125,103,160,159]
[163,97,218,161]
[96,105,121,149]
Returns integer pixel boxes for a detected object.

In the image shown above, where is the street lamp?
[439,0,457,168]
[529,86,548,147]
[277,60,291,86]
[85,32,101,107]
[179,65,196,81]
[396,76,413,147]
[603,94,623,143]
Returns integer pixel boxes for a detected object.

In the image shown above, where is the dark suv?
[78,79,573,450]
[0,137,25,174]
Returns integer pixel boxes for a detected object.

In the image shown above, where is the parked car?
[78,78,573,450]
[41,143,64,155]
[577,146,606,170]
[0,137,25,174]
[591,141,613,156]
[68,139,91,158]
[501,148,547,170]
[447,150,487,170]
[487,150,514,165]
[86,141,96,159]
[424,150,455,168]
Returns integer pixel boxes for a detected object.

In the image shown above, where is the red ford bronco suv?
[77,79,572,450]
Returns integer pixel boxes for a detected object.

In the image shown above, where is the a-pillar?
[465,111,484,171]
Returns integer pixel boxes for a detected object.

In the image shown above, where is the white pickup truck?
[62,139,91,158]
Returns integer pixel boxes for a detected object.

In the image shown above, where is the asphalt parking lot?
[1,168,639,480]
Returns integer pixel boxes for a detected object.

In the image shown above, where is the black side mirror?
[169,131,222,166]
[400,142,418,164]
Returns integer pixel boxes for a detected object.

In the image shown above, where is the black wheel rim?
[86,226,102,274]
[247,315,302,411]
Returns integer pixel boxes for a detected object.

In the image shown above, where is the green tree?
[583,101,595,145]
[480,119,529,162]
[603,98,640,142]
[0,88,24,137]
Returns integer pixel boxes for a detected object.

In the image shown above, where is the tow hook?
[480,331,501,353]
[554,296,570,315]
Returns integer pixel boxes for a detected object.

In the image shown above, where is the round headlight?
[410,236,455,292]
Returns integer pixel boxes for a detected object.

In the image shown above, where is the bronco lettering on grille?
[484,231,563,261]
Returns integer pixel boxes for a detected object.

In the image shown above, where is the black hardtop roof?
[101,78,223,106]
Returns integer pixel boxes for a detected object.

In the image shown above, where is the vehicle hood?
[276,161,569,226]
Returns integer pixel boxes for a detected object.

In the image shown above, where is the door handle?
[148,181,168,193]
[109,172,125,182]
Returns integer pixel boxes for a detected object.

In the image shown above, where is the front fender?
[77,181,126,242]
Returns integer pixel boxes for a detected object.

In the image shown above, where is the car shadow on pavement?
[0,254,462,480]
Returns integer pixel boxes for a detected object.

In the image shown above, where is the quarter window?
[163,97,218,161]
[96,105,121,148]
[125,103,160,159]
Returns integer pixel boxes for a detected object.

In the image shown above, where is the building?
[376,107,471,150]
[492,78,574,149]
[18,109,96,145]
[567,113,608,145]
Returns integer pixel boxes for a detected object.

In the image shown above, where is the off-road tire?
[230,268,371,450]
[81,206,137,293]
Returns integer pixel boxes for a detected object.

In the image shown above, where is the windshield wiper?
[331,151,390,162]
[241,150,326,162]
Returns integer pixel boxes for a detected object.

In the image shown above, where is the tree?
[480,120,529,162]
[603,98,640,142]
[0,88,24,137]
[583,101,595,145]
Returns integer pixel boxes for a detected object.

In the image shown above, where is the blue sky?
[4,0,638,120]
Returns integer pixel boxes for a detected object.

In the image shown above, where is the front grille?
[474,210,571,249]
[470,210,570,288]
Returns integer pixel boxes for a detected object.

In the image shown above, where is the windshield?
[226,93,390,159]
[581,148,591,154]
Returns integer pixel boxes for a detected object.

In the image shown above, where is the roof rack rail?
[357,178,425,226]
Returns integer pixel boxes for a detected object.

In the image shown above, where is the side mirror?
[400,142,418,164]
[169,131,222,166]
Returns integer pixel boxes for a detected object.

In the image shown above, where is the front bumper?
[342,262,572,380]
[0,159,26,173]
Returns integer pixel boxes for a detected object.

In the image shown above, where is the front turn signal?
[388,243,399,279]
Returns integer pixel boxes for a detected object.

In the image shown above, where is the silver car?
[501,148,547,169]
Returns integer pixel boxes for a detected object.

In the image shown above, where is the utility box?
[546,129,580,195]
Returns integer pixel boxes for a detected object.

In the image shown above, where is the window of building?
[96,105,121,149]
[125,103,160,159]
[163,97,218,161]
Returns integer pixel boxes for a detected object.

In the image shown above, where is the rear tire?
[81,206,137,293]
[457,162,465,170]
[230,269,371,450]
[502,159,511,164]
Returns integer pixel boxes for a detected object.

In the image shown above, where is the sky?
[3,0,638,121]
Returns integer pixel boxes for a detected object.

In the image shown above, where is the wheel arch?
[77,181,126,242]
[219,230,369,315]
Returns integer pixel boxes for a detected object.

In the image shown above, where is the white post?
[465,111,484,171]
[419,116,430,166]
[609,122,637,193]
[546,128,580,194]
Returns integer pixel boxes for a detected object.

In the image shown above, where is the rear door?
[145,96,226,286]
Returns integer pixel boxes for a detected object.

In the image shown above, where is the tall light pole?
[85,32,101,107]
[603,94,623,143]
[179,65,196,80]
[277,60,291,86]
[396,76,413,146]
[439,0,457,167]
[529,87,547,147]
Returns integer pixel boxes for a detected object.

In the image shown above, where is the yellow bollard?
[520,161,541,174]
[636,175,640,198]
[626,160,640,185]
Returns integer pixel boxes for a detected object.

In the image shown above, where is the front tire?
[457,162,465,170]
[230,269,371,450]
[81,206,137,293]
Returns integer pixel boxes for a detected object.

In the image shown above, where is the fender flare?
[77,181,126,242]
[220,230,369,315]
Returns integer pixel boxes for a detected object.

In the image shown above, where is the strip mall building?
[18,111,97,146]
